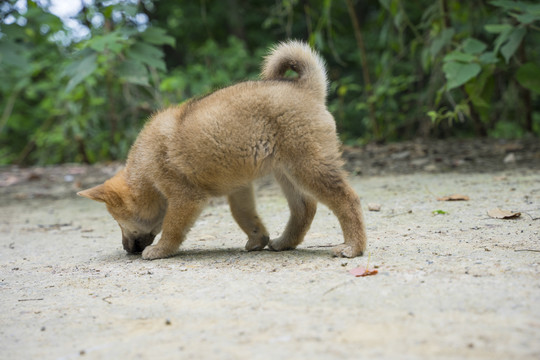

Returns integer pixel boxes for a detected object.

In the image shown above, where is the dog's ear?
[77,177,124,207]
[77,184,108,203]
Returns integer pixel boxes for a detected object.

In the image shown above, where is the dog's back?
[132,41,338,194]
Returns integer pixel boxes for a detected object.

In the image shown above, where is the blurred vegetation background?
[0,0,539,165]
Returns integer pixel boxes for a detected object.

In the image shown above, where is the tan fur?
[78,40,367,260]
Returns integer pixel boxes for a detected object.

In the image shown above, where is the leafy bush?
[0,0,538,165]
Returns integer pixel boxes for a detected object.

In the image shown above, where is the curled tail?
[261,40,328,102]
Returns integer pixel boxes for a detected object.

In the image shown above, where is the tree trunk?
[345,0,380,140]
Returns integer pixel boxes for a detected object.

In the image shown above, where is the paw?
[245,235,269,251]
[332,244,363,258]
[141,245,176,260]
[268,236,297,251]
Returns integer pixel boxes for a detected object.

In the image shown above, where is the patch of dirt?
[343,138,540,175]
[1,138,539,359]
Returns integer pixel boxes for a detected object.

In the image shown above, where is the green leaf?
[117,59,150,86]
[484,24,512,33]
[125,43,166,71]
[0,41,29,68]
[118,3,138,17]
[510,12,540,25]
[427,110,438,123]
[1,23,28,40]
[140,27,176,47]
[421,47,431,72]
[393,8,404,28]
[493,27,513,54]
[490,0,540,13]
[462,38,487,55]
[524,4,540,14]
[516,62,540,94]
[430,28,455,59]
[500,27,526,63]
[443,62,482,90]
[489,0,526,11]
[465,65,495,108]
[87,32,125,53]
[443,51,476,63]
[65,53,97,91]
[478,52,499,64]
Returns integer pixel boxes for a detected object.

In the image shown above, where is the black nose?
[125,240,145,253]
[123,234,156,253]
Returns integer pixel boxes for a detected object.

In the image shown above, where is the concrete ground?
[1,166,539,359]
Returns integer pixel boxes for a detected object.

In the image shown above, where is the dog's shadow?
[101,246,338,264]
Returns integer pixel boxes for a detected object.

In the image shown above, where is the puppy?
[78,40,367,260]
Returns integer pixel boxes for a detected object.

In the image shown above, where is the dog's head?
[78,171,164,254]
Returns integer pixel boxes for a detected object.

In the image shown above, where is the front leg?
[142,195,207,260]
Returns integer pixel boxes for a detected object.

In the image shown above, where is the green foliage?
[516,62,540,94]
[0,0,538,165]
[429,0,540,130]
[160,36,262,104]
[0,0,172,164]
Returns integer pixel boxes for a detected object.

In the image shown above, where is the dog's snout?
[122,235,137,253]
[123,234,155,254]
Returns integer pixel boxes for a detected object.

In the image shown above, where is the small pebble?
[368,203,381,211]
[503,153,516,164]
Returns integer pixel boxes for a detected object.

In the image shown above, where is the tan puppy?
[78,41,367,260]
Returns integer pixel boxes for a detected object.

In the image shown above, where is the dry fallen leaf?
[437,194,470,201]
[349,266,378,277]
[368,203,381,211]
[487,208,521,219]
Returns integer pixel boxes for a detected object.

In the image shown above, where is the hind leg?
[228,184,270,251]
[287,163,366,258]
[268,171,317,251]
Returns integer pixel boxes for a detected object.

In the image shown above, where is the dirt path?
[1,162,539,359]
